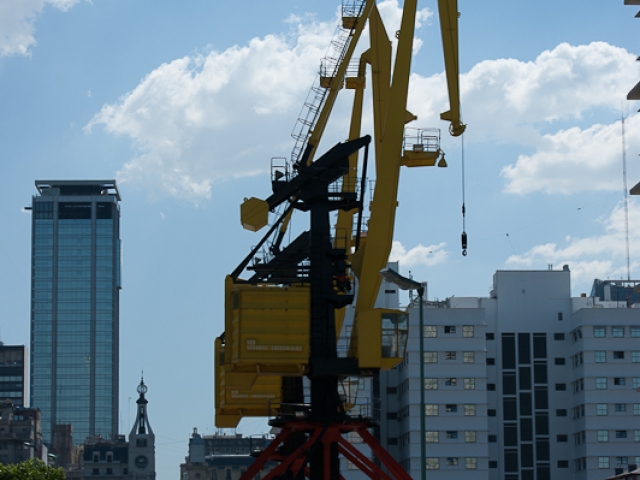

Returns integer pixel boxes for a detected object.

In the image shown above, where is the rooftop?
[35,180,120,201]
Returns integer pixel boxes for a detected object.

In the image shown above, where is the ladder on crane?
[290,0,368,165]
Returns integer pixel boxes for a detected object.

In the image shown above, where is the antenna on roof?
[622,108,631,283]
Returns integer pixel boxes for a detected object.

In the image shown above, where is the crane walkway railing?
[290,0,367,165]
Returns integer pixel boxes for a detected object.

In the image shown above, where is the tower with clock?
[128,377,156,479]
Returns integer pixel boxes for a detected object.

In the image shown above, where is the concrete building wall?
[379,269,640,480]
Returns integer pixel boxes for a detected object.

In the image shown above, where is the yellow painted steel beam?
[438,0,466,136]
[352,0,418,338]
[333,58,366,338]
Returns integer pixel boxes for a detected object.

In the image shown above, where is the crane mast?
[215,1,466,478]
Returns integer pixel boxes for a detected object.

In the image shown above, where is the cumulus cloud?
[389,240,448,267]
[409,42,640,144]
[86,1,433,202]
[501,114,640,195]
[0,0,81,57]
[506,199,640,287]
[88,0,638,203]
[86,14,337,202]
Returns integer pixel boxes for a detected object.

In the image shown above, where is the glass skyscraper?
[30,180,121,444]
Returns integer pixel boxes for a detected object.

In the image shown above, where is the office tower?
[380,268,640,480]
[30,180,121,444]
[0,344,28,406]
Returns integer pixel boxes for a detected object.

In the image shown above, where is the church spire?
[129,376,155,479]
[131,376,152,436]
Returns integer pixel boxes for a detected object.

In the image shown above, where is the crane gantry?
[214,1,465,477]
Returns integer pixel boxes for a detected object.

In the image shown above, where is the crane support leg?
[239,420,412,480]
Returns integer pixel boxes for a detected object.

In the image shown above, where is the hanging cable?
[461,128,468,256]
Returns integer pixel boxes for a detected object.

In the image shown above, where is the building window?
[425,458,439,470]
[463,378,475,390]
[425,404,438,416]
[617,457,629,465]
[446,457,458,466]
[487,357,495,365]
[555,383,566,391]
[463,326,474,338]
[557,461,569,468]
[635,431,640,442]
[616,431,628,439]
[465,458,477,470]
[106,468,113,475]
[634,378,640,389]
[464,404,476,416]
[596,378,607,389]
[489,460,498,468]
[614,378,626,386]
[558,312,563,321]
[635,404,640,415]
[554,357,565,365]
[486,332,495,340]
[445,351,456,360]
[594,327,606,337]
[597,404,608,416]
[631,327,640,338]
[446,431,458,439]
[488,383,496,391]
[93,469,99,476]
[465,431,477,443]
[445,378,457,386]
[598,457,610,469]
[556,409,567,417]
[444,326,456,334]
[488,435,497,443]
[424,352,438,363]
[424,378,438,390]
[557,434,568,442]
[463,352,475,363]
[615,403,626,412]
[598,430,609,442]
[554,333,564,340]
[613,327,625,338]
[445,404,457,413]
[595,351,606,363]
[614,351,625,359]
[633,352,640,363]
[425,431,439,443]
[488,409,496,417]
[423,326,437,337]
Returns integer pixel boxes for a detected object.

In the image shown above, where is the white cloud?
[409,42,640,145]
[506,199,640,288]
[86,1,435,202]
[501,114,640,195]
[0,0,81,57]
[88,0,638,203]
[389,240,448,267]
[86,17,334,202]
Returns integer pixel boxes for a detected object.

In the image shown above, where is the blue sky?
[0,1,638,478]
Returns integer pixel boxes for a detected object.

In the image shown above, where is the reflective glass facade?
[30,181,121,445]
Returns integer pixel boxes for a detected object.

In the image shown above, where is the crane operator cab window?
[381,313,409,358]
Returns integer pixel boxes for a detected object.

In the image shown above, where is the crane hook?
[461,231,467,256]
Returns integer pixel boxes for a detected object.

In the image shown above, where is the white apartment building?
[379,268,640,480]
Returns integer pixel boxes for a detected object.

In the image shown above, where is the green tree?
[0,459,65,480]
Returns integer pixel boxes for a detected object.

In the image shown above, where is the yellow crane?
[215,5,465,475]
